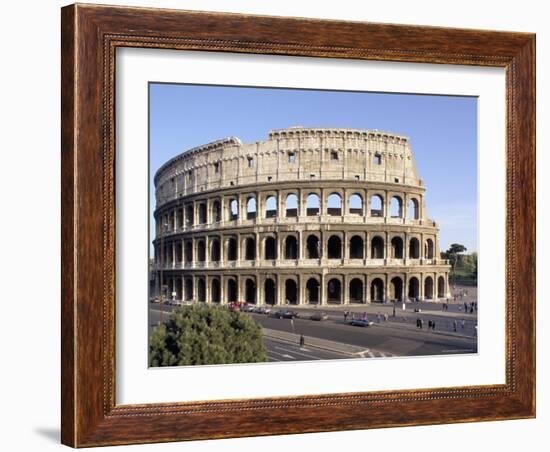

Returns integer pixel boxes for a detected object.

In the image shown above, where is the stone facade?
[152,127,451,305]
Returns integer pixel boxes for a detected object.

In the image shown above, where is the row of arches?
[158,234,436,264]
[158,192,422,233]
[165,274,447,305]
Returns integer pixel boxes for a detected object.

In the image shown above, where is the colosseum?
[152,127,451,306]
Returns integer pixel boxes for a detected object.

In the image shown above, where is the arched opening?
[284,235,298,259]
[227,238,237,261]
[246,196,256,220]
[212,200,221,223]
[198,203,207,224]
[244,237,255,260]
[245,278,256,304]
[265,195,277,218]
[437,276,446,298]
[227,278,237,303]
[306,278,319,304]
[390,277,403,301]
[285,279,298,305]
[184,278,193,301]
[390,196,403,218]
[371,236,384,259]
[185,241,193,263]
[349,235,364,259]
[349,193,363,215]
[424,276,434,300]
[425,239,434,259]
[264,236,277,260]
[185,205,194,227]
[327,193,342,216]
[229,198,238,221]
[197,240,206,262]
[210,238,220,262]
[409,238,420,259]
[349,278,364,303]
[327,278,342,304]
[264,278,276,305]
[408,277,420,300]
[370,195,384,217]
[306,235,320,259]
[211,278,220,303]
[408,198,419,220]
[327,235,342,259]
[197,278,206,302]
[306,193,320,216]
[391,236,404,258]
[285,193,298,217]
[370,278,384,302]
[175,242,183,264]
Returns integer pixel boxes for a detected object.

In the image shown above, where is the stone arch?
[370,194,384,217]
[226,237,237,261]
[408,277,420,300]
[264,195,277,218]
[285,279,298,305]
[327,278,342,304]
[349,235,364,259]
[211,278,221,303]
[390,196,403,218]
[184,278,193,301]
[327,193,342,216]
[244,237,255,261]
[306,277,320,304]
[306,234,320,258]
[349,278,364,303]
[226,278,237,303]
[264,236,277,260]
[438,275,446,298]
[390,276,403,301]
[391,236,404,259]
[185,204,194,226]
[210,238,220,262]
[264,278,276,305]
[285,193,299,217]
[198,203,207,224]
[370,278,384,302]
[306,193,320,216]
[408,198,419,220]
[371,235,384,259]
[229,198,238,220]
[197,240,206,262]
[197,278,206,302]
[212,200,221,223]
[284,235,298,259]
[409,237,420,259]
[349,193,363,215]
[245,277,256,304]
[424,276,434,300]
[246,196,256,219]
[425,238,435,259]
[327,235,342,259]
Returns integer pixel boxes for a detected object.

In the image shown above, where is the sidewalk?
[262,328,367,356]
[370,319,476,339]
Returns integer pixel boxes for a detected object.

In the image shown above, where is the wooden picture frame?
[61,3,535,447]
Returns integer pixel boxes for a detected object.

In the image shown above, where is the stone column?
[320,272,326,306]
[205,276,211,304]
[343,274,349,305]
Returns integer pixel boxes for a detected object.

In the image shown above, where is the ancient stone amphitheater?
[152,127,451,306]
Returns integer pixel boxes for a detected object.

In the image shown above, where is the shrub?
[149,304,266,366]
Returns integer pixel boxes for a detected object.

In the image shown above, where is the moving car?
[273,309,300,319]
[253,306,271,314]
[310,312,329,321]
[349,318,373,327]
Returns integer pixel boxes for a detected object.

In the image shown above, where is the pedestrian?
[419,318,424,329]
[432,320,436,330]
[377,313,381,323]
[416,318,420,328]
[428,320,432,330]
[453,320,457,332]
[344,310,349,322]
[384,312,388,322]
[299,334,305,347]
[461,319,465,329]
[392,304,396,317]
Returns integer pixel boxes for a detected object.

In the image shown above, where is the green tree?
[149,304,267,366]
[444,243,467,282]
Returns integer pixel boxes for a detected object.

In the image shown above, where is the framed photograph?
[61,3,535,447]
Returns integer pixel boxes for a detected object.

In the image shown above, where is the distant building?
[152,127,450,305]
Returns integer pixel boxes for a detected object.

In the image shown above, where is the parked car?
[310,312,328,321]
[253,306,271,314]
[349,318,373,327]
[273,309,300,319]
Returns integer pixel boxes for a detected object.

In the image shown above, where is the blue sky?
[149,83,477,253]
